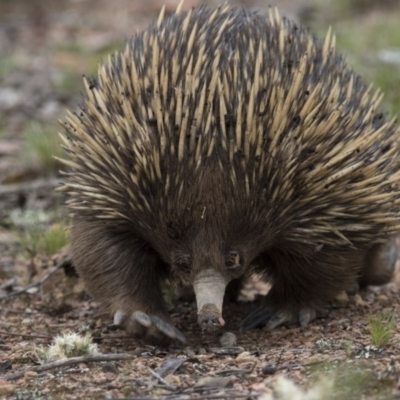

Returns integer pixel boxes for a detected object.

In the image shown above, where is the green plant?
[54,40,122,95]
[19,222,69,258]
[370,65,400,115]
[369,311,396,347]
[23,123,65,173]
[0,55,15,81]
[58,70,83,94]
[309,7,400,117]
[39,223,69,255]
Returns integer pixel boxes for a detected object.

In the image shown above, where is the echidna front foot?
[114,309,186,344]
[240,304,319,332]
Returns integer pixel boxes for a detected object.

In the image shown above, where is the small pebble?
[132,347,144,356]
[335,290,349,304]
[261,364,277,375]
[24,371,38,379]
[165,374,181,385]
[198,348,207,355]
[219,332,237,347]
[101,363,118,374]
[354,294,366,306]
[236,351,257,362]
[377,294,388,302]
[194,376,233,388]
[185,347,196,357]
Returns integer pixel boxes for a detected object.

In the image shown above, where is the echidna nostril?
[199,315,220,325]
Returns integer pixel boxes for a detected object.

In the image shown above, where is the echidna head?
[141,167,267,332]
[166,228,251,330]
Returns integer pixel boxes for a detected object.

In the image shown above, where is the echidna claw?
[113,310,127,326]
[131,311,186,343]
[152,315,173,335]
[133,311,152,328]
[299,309,316,328]
[240,307,274,331]
[240,306,318,332]
[265,310,294,331]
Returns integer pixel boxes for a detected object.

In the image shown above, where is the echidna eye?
[226,251,241,269]
[175,257,191,273]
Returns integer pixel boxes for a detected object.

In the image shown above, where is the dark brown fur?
[71,219,173,339]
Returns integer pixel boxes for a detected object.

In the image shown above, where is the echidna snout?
[193,269,227,330]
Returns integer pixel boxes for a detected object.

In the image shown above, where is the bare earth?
[0,0,400,399]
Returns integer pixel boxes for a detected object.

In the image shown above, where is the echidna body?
[59,4,400,342]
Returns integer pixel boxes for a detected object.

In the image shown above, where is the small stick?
[148,367,177,391]
[0,257,71,300]
[0,330,51,340]
[2,353,135,381]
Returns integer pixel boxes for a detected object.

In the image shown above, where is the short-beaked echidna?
[58,4,400,343]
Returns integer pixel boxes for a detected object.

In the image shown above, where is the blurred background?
[0,0,399,274]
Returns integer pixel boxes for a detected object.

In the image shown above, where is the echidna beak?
[193,269,227,331]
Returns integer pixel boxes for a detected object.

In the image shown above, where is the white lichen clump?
[43,332,98,361]
[260,376,334,400]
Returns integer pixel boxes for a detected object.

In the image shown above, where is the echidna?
[58,4,400,343]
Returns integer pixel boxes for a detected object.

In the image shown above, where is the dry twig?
[148,367,177,391]
[2,353,135,381]
[0,330,51,340]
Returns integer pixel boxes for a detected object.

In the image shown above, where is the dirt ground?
[1,0,400,399]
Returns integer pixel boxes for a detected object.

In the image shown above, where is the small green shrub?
[19,223,69,258]
[23,123,65,173]
[369,311,396,347]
